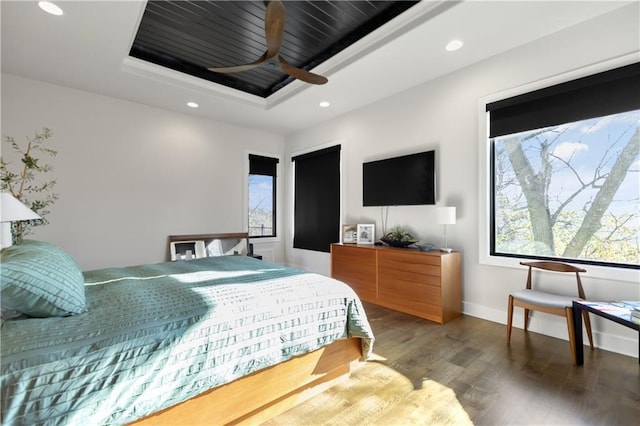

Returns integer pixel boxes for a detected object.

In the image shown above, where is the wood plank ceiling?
[130,1,419,98]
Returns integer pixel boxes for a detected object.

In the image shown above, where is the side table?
[572,300,640,365]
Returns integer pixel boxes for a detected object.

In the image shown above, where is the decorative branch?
[0,128,59,244]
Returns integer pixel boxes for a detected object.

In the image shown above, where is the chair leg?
[507,295,514,343]
[523,308,530,332]
[582,311,594,349]
[565,307,578,365]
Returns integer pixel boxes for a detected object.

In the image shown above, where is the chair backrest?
[520,261,587,299]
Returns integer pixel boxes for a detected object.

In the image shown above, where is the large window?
[488,62,639,269]
[248,154,278,238]
[292,145,341,252]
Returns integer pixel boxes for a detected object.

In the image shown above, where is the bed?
[0,240,374,425]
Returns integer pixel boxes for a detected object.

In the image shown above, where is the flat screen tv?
[363,150,436,206]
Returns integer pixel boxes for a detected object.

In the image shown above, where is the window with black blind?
[487,62,639,268]
[292,145,341,252]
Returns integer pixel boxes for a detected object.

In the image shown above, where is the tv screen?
[363,150,435,206]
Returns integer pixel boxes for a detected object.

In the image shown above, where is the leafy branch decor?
[0,128,59,244]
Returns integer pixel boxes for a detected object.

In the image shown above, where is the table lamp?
[436,206,456,253]
[1,193,41,248]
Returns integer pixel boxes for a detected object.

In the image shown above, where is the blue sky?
[249,174,273,211]
[497,109,639,218]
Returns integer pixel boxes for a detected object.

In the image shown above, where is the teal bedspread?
[1,256,374,425]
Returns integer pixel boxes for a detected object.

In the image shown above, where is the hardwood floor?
[266,303,640,425]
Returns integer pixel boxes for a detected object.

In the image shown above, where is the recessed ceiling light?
[186,102,199,108]
[38,1,63,16]
[445,39,464,52]
[319,101,331,108]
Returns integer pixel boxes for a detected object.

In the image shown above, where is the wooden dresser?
[330,243,462,324]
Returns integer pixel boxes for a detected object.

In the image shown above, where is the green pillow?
[1,240,86,317]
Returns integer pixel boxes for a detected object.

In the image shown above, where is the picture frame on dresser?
[357,224,375,244]
[342,224,357,243]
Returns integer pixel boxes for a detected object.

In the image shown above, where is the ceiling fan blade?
[208,52,268,74]
[208,2,328,87]
[265,0,285,58]
[279,56,328,85]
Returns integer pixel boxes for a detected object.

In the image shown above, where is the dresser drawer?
[378,250,442,278]
[331,245,377,302]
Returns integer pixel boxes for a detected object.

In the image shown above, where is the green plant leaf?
[1,128,59,243]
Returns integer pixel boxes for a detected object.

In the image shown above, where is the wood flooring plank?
[266,303,639,425]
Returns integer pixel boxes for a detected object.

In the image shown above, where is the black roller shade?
[292,145,341,252]
[249,154,279,176]
[487,62,640,138]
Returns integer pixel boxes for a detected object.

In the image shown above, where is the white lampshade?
[436,206,456,225]
[1,193,41,222]
[1,193,41,249]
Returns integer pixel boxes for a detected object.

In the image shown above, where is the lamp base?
[439,247,453,253]
[1,222,13,249]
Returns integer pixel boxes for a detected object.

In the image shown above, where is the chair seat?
[511,289,578,309]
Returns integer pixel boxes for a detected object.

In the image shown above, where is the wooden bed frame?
[130,338,363,425]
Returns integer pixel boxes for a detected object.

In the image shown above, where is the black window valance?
[291,145,341,162]
[249,154,279,176]
[487,62,640,138]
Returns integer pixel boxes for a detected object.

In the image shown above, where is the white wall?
[1,74,285,270]
[284,5,640,357]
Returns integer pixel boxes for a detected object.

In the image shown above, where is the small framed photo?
[170,240,206,261]
[357,224,375,244]
[342,224,357,243]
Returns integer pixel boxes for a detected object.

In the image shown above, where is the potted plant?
[0,128,59,244]
[381,227,417,247]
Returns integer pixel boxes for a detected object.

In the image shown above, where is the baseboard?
[462,301,638,359]
[255,248,275,263]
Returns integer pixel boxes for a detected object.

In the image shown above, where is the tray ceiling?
[130,1,419,98]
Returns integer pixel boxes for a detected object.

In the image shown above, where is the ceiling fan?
[208,0,328,85]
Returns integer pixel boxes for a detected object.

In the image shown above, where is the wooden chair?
[507,261,594,364]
